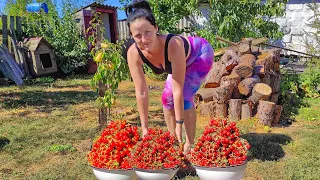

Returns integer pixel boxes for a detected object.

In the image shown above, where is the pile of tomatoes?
[87,120,140,169]
[189,118,251,167]
[130,127,185,170]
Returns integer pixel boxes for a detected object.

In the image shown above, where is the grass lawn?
[0,74,319,179]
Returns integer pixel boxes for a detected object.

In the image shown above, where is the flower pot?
[193,162,247,180]
[92,166,137,180]
[134,167,179,180]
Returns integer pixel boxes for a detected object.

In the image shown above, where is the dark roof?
[75,2,118,13]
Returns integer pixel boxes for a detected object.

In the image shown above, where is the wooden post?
[16,16,23,41]
[2,15,8,47]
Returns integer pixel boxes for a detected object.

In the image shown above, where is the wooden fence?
[117,17,194,40]
[1,15,25,47]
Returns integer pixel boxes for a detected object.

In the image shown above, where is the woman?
[125,0,214,154]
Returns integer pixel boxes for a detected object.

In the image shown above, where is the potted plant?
[130,127,186,180]
[189,118,251,180]
[87,120,140,180]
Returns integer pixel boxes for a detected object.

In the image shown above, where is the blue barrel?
[26,2,49,14]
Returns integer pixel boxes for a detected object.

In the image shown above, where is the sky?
[0,0,127,20]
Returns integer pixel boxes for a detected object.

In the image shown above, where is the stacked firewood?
[195,38,283,126]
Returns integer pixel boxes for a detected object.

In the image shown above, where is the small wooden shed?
[23,37,58,76]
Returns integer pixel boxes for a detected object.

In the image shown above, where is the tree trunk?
[200,101,215,118]
[241,103,252,120]
[98,81,110,128]
[220,49,240,71]
[272,105,283,125]
[194,88,216,108]
[256,100,276,126]
[248,83,272,104]
[215,103,227,118]
[204,61,229,88]
[261,74,271,86]
[238,75,261,96]
[228,99,242,121]
[269,92,280,104]
[270,74,281,93]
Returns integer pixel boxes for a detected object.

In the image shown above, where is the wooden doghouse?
[23,37,58,76]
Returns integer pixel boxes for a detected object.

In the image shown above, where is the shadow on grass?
[0,90,96,112]
[241,133,292,161]
[0,137,10,150]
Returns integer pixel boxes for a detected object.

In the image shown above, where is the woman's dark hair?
[125,0,157,28]
[122,1,157,61]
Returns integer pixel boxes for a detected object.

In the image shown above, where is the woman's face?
[130,18,158,52]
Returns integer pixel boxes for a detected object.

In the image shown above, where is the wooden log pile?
[196,38,282,126]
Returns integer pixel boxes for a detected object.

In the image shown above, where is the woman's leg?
[163,107,175,136]
[183,106,197,154]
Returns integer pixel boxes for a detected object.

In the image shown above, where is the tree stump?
[215,103,227,118]
[248,83,272,104]
[241,103,252,120]
[204,61,229,88]
[261,74,271,86]
[220,49,240,71]
[238,75,260,96]
[256,100,276,126]
[199,101,215,117]
[228,99,242,121]
[272,105,283,125]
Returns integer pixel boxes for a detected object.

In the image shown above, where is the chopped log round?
[204,61,229,88]
[228,99,242,121]
[240,54,256,68]
[272,105,283,125]
[215,103,227,118]
[238,75,261,96]
[256,100,276,126]
[241,103,252,120]
[248,83,272,104]
[232,65,253,78]
[253,65,265,78]
[239,44,251,55]
[212,83,235,103]
[199,101,215,118]
[194,88,216,107]
[222,74,242,99]
[220,50,240,71]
